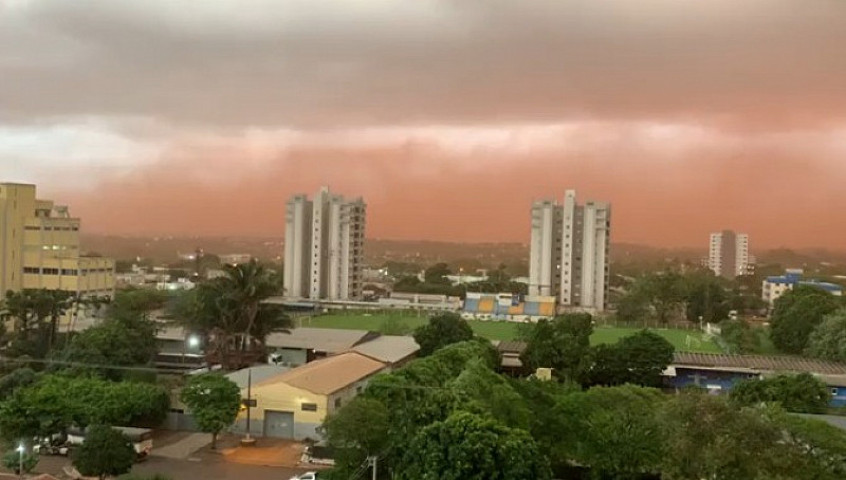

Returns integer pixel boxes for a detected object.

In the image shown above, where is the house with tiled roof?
[231,352,388,440]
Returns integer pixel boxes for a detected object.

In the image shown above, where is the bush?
[2,448,38,475]
[72,425,136,479]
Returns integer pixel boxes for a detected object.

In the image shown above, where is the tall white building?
[284,187,366,301]
[707,230,750,278]
[529,190,611,312]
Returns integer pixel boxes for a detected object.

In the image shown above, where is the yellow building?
[0,183,115,304]
[232,352,388,439]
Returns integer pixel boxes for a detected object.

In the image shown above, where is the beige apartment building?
[0,183,115,304]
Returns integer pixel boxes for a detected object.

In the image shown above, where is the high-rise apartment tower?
[284,187,366,301]
[708,230,750,278]
[529,190,611,312]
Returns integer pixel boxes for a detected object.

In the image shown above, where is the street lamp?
[16,444,24,479]
[187,335,200,349]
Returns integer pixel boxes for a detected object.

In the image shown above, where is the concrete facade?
[528,189,611,312]
[284,187,365,301]
[0,183,114,303]
[708,230,751,278]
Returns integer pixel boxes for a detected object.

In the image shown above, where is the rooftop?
[258,351,387,395]
[226,365,291,389]
[672,352,846,376]
[265,327,377,352]
[351,335,419,364]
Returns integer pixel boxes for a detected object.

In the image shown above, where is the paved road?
[152,433,211,460]
[21,453,307,480]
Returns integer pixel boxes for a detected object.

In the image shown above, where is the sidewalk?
[220,439,306,468]
[152,433,212,460]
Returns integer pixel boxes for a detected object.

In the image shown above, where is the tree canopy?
[520,313,593,383]
[807,307,846,362]
[588,330,674,387]
[412,312,474,356]
[729,373,830,414]
[396,412,551,480]
[0,374,169,442]
[179,373,241,449]
[73,425,136,480]
[770,286,842,354]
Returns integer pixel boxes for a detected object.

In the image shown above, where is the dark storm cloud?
[2,0,845,130]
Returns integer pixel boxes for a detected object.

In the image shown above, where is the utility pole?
[367,455,377,480]
[246,368,252,440]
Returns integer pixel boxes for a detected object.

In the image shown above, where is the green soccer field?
[298,311,722,353]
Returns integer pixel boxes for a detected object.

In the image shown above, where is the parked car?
[67,426,154,460]
[33,434,69,456]
[289,472,320,480]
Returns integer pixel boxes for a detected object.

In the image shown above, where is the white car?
[289,473,319,480]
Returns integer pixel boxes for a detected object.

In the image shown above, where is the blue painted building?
[666,352,846,407]
[762,270,843,308]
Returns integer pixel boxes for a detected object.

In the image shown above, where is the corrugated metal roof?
[497,341,528,353]
[351,336,419,364]
[672,352,846,375]
[265,327,373,352]
[257,352,387,395]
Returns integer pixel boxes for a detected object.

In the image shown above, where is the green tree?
[729,373,830,414]
[683,272,731,323]
[770,286,841,354]
[180,373,240,449]
[0,367,37,400]
[396,412,551,480]
[775,411,846,478]
[659,392,827,480]
[2,289,75,358]
[643,271,686,324]
[59,313,158,380]
[73,425,136,480]
[588,330,675,387]
[807,307,846,362]
[0,375,169,442]
[175,261,287,370]
[412,312,474,356]
[322,397,390,477]
[520,313,593,382]
[449,359,531,430]
[2,448,39,475]
[423,263,451,285]
[556,385,665,479]
[721,318,763,354]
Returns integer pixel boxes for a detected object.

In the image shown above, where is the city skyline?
[3,1,846,249]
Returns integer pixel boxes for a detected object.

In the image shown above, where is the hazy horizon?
[4,1,846,249]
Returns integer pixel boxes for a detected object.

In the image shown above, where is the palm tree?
[176,260,289,370]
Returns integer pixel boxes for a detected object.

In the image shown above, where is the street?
[15,451,306,480]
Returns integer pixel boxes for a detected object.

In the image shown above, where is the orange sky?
[3,1,846,249]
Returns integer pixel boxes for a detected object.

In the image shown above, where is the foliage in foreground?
[322,335,846,480]
[0,374,169,442]
[73,425,136,480]
[1,449,39,475]
[729,373,831,414]
[179,373,241,450]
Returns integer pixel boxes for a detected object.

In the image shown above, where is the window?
[43,268,59,275]
[833,388,839,396]
[334,398,342,409]
[23,267,40,274]
[25,225,40,231]
[301,403,318,412]
[61,269,78,276]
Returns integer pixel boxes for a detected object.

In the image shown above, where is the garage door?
[263,410,295,439]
